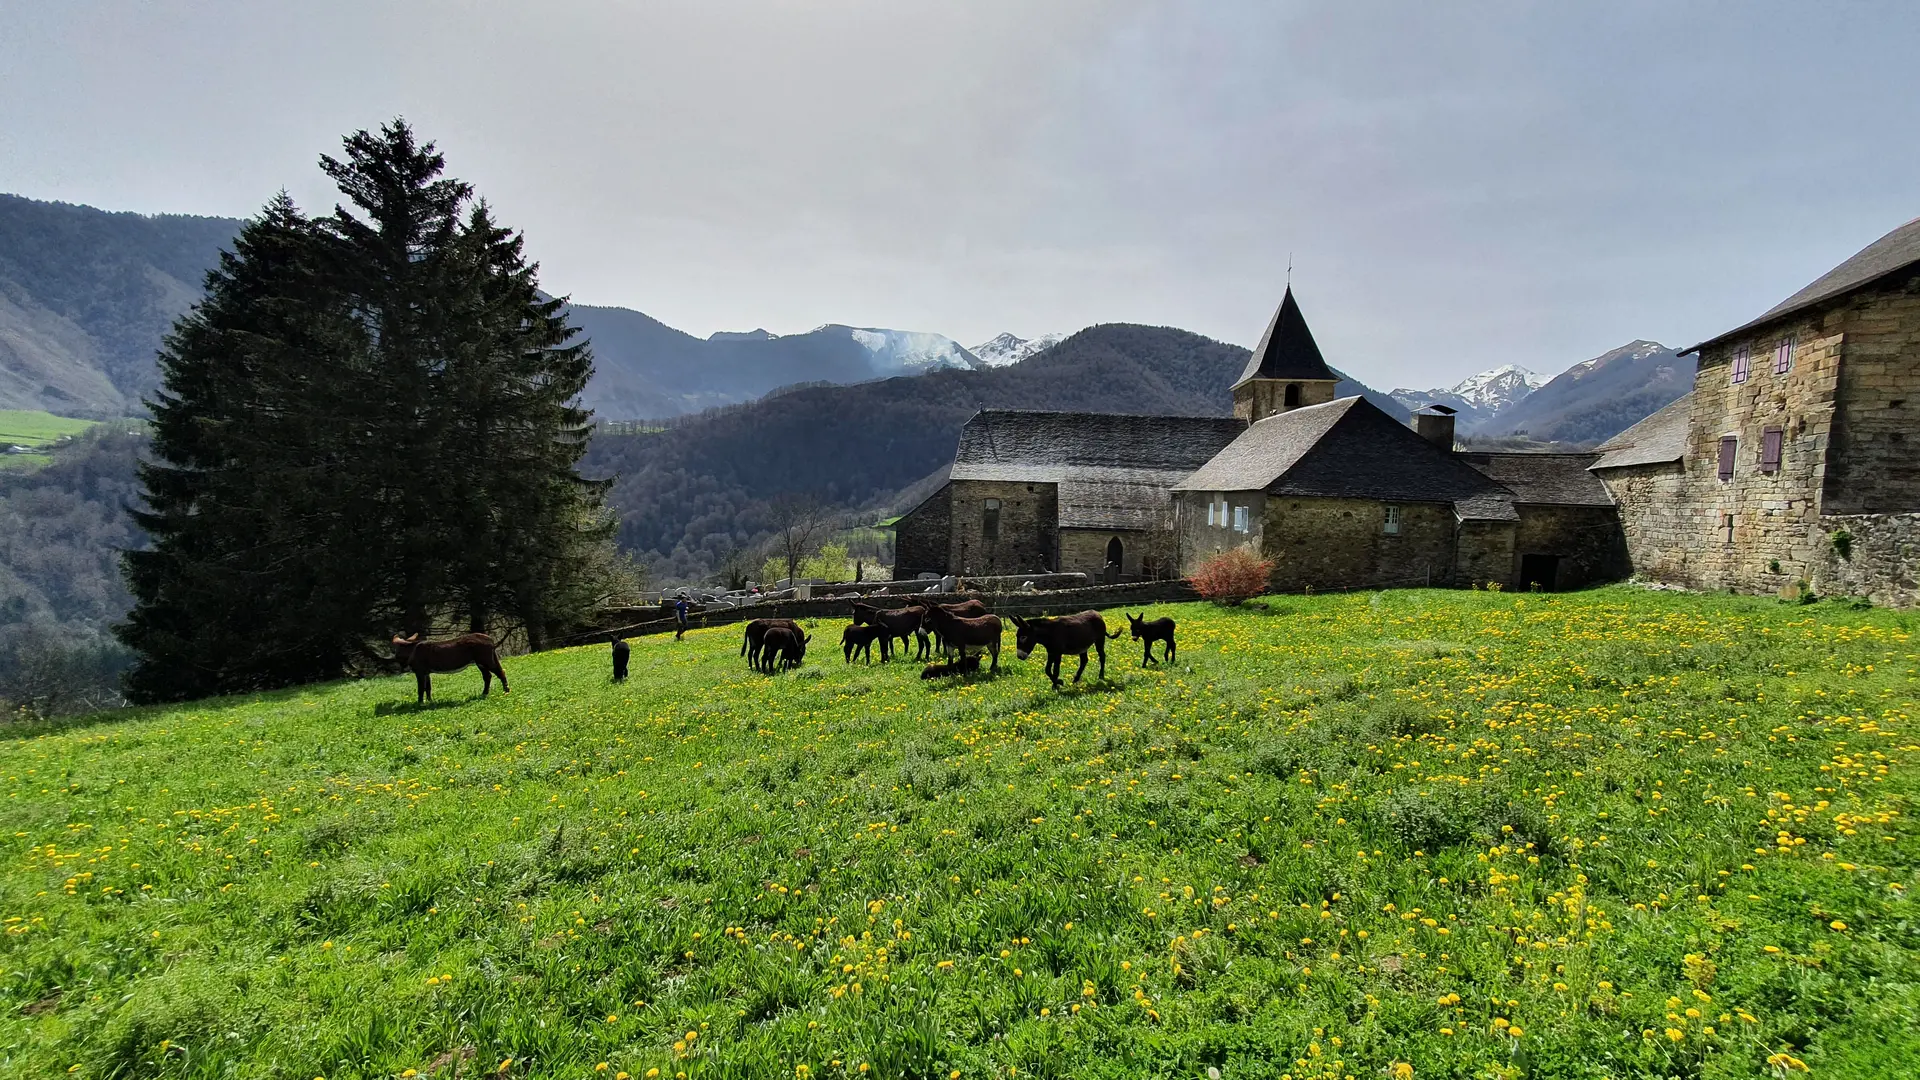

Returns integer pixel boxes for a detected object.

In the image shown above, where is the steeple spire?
[1234,286,1339,421]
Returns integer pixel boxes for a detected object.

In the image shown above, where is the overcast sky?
[4,1,1918,389]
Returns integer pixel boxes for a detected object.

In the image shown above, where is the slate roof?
[1684,216,1920,355]
[1174,396,1520,520]
[1235,286,1338,387]
[1588,392,1692,471]
[949,410,1248,531]
[1456,452,1613,507]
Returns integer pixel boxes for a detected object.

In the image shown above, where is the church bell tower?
[1233,286,1339,422]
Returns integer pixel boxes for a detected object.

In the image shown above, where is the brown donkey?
[391,633,508,704]
[919,604,1004,672]
[1011,611,1119,688]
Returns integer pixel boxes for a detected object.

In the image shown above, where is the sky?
[4,1,1918,390]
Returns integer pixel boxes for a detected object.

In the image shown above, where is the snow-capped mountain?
[969,331,1069,368]
[1390,364,1546,430]
[815,325,978,377]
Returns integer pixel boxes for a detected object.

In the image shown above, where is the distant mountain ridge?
[971,331,1069,368]
[1391,364,1544,430]
[1485,340,1695,445]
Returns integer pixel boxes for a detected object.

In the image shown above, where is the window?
[1718,436,1737,481]
[1284,383,1301,407]
[1232,505,1249,533]
[1383,504,1401,535]
[1722,513,1735,544]
[1761,426,1783,473]
[1206,500,1215,526]
[1730,347,1751,384]
[982,498,1000,541]
[1774,336,1794,375]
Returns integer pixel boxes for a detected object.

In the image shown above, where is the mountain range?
[1391,364,1546,430]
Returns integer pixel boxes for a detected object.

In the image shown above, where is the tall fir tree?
[119,120,614,701]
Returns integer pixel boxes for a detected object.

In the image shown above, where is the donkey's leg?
[1072,651,1089,683]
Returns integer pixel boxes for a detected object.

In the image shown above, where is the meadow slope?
[3,589,1916,1079]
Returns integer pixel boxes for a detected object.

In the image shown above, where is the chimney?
[1414,405,1457,450]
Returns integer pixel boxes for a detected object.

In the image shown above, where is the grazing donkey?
[391,632,508,704]
[920,654,981,679]
[742,618,802,668]
[611,638,631,681]
[1010,611,1117,688]
[919,604,1004,672]
[909,598,988,659]
[1125,613,1177,665]
[842,623,883,664]
[759,626,810,673]
[849,602,924,662]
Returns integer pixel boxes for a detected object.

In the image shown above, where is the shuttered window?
[1232,505,1249,533]
[1383,505,1401,535]
[1761,427,1783,473]
[1718,436,1737,481]
[1774,337,1794,375]
[1731,347,1751,384]
[1206,500,1215,526]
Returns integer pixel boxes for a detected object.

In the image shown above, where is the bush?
[1188,547,1273,605]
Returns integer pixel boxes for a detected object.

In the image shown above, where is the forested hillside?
[0,196,241,414]
[0,427,143,713]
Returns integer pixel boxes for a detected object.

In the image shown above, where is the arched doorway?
[1105,536,1124,574]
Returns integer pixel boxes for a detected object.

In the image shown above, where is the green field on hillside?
[0,410,99,469]
[3,589,1915,1078]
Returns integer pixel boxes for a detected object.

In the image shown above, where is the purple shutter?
[1761,427,1783,472]
[1718,435,1737,480]
[1731,348,1750,384]
[1775,337,1794,375]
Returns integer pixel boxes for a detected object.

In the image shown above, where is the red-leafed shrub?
[1188,547,1274,605]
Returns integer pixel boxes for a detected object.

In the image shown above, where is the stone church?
[894,287,1621,591]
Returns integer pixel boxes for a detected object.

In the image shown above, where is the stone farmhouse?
[895,288,1622,590]
[1592,215,1920,603]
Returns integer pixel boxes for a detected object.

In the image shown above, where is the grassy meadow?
[0,410,99,469]
[2,588,1916,1079]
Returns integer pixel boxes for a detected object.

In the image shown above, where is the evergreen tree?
[119,120,614,701]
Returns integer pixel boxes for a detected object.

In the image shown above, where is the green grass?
[0,410,99,470]
[3,588,1916,1078]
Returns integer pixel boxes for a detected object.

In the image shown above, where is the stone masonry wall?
[1058,528,1152,578]
[948,479,1058,577]
[1820,276,1920,513]
[1454,520,1516,589]
[1177,490,1267,571]
[1232,379,1337,422]
[1811,512,1920,606]
[1263,496,1456,590]
[892,483,951,578]
[1511,505,1630,589]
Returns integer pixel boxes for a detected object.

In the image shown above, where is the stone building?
[1173,396,1621,591]
[897,286,1622,591]
[891,411,1246,580]
[1593,214,1920,603]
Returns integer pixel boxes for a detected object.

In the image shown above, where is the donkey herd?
[739,599,1176,689]
[390,601,1177,702]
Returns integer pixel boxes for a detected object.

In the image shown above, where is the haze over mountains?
[0,191,1692,453]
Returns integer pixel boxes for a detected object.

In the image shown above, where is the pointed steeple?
[1233,286,1340,422]
[1236,286,1336,387]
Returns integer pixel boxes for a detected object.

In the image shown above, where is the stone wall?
[1511,505,1630,589]
[1058,528,1153,578]
[1177,490,1267,570]
[1821,276,1920,512]
[1453,520,1515,589]
[1810,512,1920,606]
[948,479,1058,577]
[1263,496,1455,590]
[1232,378,1337,422]
[892,483,952,578]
